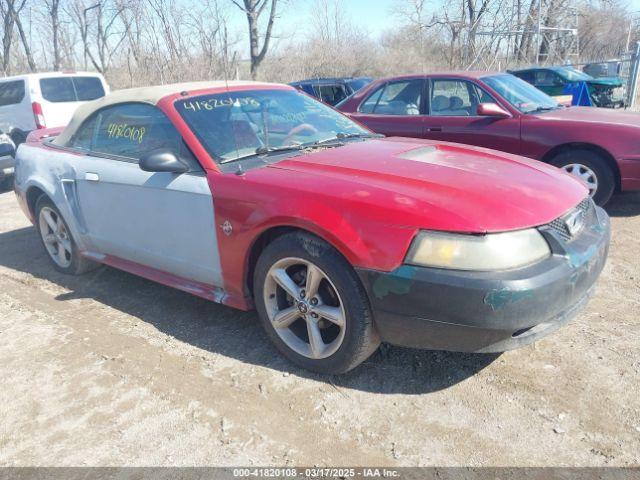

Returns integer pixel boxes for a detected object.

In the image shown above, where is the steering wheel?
[283,123,318,145]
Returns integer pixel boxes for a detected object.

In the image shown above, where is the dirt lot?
[0,185,638,467]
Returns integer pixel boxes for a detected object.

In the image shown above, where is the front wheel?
[253,232,380,374]
[550,149,615,206]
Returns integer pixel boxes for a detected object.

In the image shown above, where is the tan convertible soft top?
[53,80,283,146]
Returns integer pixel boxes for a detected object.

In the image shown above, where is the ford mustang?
[14,81,610,373]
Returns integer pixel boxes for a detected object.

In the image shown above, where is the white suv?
[0,72,109,144]
[0,72,108,188]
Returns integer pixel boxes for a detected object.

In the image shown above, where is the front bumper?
[357,204,611,353]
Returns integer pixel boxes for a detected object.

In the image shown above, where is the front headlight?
[406,229,551,271]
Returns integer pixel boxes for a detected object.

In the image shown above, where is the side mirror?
[477,103,511,118]
[139,149,189,174]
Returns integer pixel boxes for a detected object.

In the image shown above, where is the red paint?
[26,82,590,312]
[85,252,247,309]
[206,137,585,309]
[26,126,65,144]
[339,73,640,192]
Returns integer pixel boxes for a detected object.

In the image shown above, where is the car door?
[346,79,426,137]
[65,102,223,287]
[422,77,521,154]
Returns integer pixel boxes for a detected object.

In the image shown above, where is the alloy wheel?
[39,206,72,268]
[263,257,346,360]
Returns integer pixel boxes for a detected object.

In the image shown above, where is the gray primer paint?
[16,143,223,287]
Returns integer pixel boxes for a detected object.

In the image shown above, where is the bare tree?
[1,1,15,73]
[43,0,62,70]
[231,0,278,80]
[2,0,36,73]
[68,0,128,75]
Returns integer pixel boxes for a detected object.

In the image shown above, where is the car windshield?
[558,67,592,81]
[483,74,560,114]
[176,89,370,163]
[348,78,372,91]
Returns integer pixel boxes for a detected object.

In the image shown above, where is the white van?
[0,72,109,144]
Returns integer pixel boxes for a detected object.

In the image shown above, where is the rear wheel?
[35,196,98,275]
[550,149,615,206]
[253,232,380,374]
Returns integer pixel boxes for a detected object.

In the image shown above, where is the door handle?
[426,126,442,132]
[85,172,100,182]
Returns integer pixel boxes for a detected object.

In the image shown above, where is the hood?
[585,76,623,88]
[260,138,587,233]
[530,106,640,125]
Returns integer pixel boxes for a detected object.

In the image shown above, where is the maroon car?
[338,72,640,205]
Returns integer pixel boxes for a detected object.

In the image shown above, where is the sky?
[278,0,400,34]
[225,0,401,41]
[223,0,640,41]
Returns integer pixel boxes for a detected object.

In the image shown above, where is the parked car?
[510,66,625,108]
[583,61,623,79]
[290,77,372,105]
[0,71,109,149]
[14,81,610,373]
[0,132,15,189]
[338,72,640,205]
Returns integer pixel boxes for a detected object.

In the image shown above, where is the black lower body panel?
[356,206,610,353]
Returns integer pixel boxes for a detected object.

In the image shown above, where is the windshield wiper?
[336,132,384,140]
[220,144,305,164]
[526,105,561,114]
[219,133,376,165]
[220,139,346,165]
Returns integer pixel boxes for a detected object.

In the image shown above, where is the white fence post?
[627,42,640,109]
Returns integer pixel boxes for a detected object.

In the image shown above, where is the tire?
[9,128,27,147]
[550,149,615,206]
[0,176,12,192]
[253,232,380,374]
[35,195,99,275]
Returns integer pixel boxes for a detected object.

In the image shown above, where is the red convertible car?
[14,81,610,373]
[338,72,640,205]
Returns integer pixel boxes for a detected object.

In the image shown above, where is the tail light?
[32,102,46,129]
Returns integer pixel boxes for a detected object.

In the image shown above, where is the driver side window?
[430,79,473,116]
[68,103,198,169]
[430,79,496,116]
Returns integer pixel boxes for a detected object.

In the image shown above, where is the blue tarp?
[562,81,593,106]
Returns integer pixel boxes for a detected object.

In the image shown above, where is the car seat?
[431,95,450,114]
[448,96,470,116]
[377,100,417,115]
[230,120,263,149]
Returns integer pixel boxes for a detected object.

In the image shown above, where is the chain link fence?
[564,42,640,110]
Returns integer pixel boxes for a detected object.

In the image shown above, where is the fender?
[15,144,90,252]
[209,171,417,309]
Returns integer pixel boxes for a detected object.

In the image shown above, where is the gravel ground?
[0,185,638,467]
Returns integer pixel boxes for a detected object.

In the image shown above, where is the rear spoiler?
[26,127,65,144]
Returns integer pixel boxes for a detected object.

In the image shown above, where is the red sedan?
[14,81,610,373]
[338,72,640,205]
